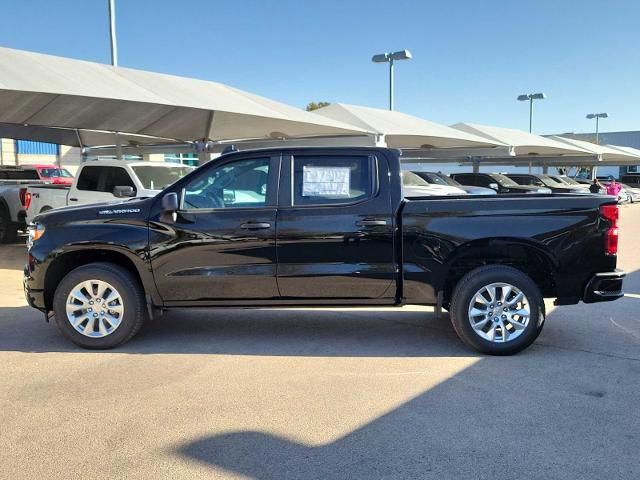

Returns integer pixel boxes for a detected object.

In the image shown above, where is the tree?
[305,101,331,112]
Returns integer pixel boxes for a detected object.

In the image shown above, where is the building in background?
[0,138,198,174]
[0,138,82,173]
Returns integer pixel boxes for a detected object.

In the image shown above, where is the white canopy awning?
[312,103,504,148]
[548,136,640,162]
[451,123,591,156]
[0,47,369,143]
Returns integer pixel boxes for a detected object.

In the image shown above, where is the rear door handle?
[69,198,78,202]
[240,222,272,230]
[356,219,388,227]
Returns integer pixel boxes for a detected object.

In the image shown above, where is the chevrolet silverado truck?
[24,147,625,355]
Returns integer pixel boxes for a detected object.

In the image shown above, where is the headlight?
[27,223,45,249]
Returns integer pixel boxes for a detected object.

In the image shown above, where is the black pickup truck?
[24,147,624,355]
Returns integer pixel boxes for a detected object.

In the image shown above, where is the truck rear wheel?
[52,262,147,349]
[449,265,545,355]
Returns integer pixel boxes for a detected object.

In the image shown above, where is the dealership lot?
[1,206,638,479]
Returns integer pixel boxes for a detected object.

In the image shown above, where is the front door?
[150,154,280,303]
[275,152,395,301]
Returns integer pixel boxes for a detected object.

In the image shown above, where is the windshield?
[492,174,519,187]
[132,165,193,190]
[436,174,461,187]
[539,175,565,187]
[417,172,449,186]
[555,176,580,185]
[401,171,430,187]
[38,168,73,178]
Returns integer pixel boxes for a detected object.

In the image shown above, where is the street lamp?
[517,92,546,133]
[372,50,412,111]
[586,113,608,144]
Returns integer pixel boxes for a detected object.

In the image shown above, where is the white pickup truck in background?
[26,160,193,224]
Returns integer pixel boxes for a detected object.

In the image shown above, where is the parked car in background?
[401,171,467,197]
[411,171,496,195]
[506,173,587,194]
[618,183,640,203]
[0,180,31,243]
[451,173,552,194]
[548,175,590,190]
[0,167,48,243]
[26,161,193,224]
[571,177,593,185]
[22,164,74,185]
[620,174,640,188]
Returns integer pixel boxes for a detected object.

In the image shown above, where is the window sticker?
[302,166,350,197]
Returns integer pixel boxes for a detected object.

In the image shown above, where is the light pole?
[108,0,118,66]
[586,113,608,144]
[372,50,412,111]
[517,92,546,133]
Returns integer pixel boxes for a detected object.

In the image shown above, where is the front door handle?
[240,222,272,230]
[69,198,78,202]
[356,219,388,227]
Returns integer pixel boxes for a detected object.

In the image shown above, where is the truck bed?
[400,193,617,305]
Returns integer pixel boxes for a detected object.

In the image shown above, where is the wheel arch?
[441,237,557,305]
[43,247,158,311]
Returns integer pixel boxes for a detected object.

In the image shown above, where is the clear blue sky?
[2,0,638,134]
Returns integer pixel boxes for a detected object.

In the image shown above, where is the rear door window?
[292,156,375,206]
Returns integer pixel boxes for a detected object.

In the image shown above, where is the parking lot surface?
[1,206,639,480]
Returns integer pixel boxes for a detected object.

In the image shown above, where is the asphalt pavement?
[0,205,638,479]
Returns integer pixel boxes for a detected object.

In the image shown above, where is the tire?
[52,262,147,349]
[449,265,545,355]
[0,208,18,244]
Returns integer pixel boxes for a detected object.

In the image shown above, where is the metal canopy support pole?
[472,158,480,173]
[197,150,210,165]
[389,59,394,111]
[115,132,123,161]
[542,165,549,174]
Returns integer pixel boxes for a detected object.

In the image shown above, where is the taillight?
[600,204,619,255]
[19,187,27,207]
[25,192,32,210]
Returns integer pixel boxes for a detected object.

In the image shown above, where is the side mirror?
[161,192,179,212]
[489,183,499,190]
[113,185,135,198]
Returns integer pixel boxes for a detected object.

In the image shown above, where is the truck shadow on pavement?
[0,304,473,357]
[174,340,640,480]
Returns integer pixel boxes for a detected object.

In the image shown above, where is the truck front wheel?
[52,262,147,349]
[449,265,545,355]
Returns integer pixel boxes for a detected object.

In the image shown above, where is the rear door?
[275,151,395,301]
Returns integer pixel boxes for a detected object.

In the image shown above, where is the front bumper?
[583,270,625,303]
[24,262,46,311]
